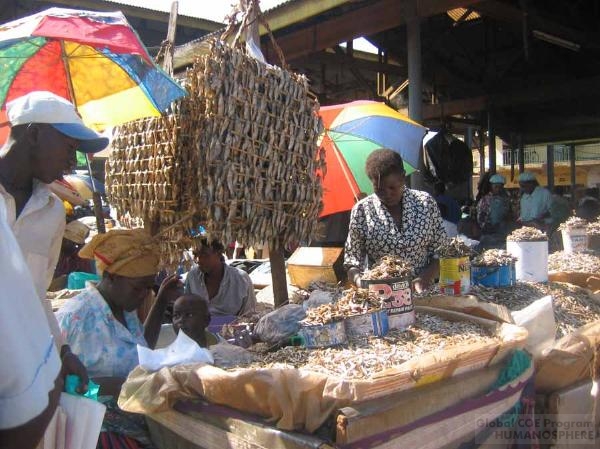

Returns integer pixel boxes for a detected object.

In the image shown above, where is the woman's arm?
[413,258,439,293]
[144,274,182,348]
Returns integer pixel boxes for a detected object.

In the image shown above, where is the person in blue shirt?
[434,181,461,224]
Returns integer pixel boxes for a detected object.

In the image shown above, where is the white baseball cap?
[7,91,109,153]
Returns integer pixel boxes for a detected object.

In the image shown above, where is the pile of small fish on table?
[240,313,497,380]
[470,281,600,338]
[548,251,600,274]
[558,216,588,231]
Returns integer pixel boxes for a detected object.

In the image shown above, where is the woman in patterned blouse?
[344,148,448,292]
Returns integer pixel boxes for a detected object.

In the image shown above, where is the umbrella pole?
[61,41,106,234]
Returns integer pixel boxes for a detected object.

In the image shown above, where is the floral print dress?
[344,190,448,274]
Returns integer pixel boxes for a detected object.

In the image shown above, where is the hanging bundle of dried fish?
[436,237,474,258]
[507,226,547,242]
[363,256,414,280]
[106,35,324,266]
[558,216,587,231]
[548,251,600,273]
[240,313,497,379]
[472,249,518,267]
[470,282,600,338]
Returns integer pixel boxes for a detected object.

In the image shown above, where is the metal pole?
[487,110,496,174]
[546,144,555,190]
[570,144,577,206]
[406,0,425,190]
[518,133,525,173]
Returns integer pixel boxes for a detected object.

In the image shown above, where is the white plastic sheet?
[137,330,214,372]
[511,295,556,358]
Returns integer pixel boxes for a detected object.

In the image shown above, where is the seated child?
[172,294,222,347]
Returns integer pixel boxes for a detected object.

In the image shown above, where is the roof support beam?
[264,0,483,62]
[291,51,406,76]
[422,75,600,119]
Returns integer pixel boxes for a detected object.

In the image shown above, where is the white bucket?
[561,228,588,253]
[506,240,548,282]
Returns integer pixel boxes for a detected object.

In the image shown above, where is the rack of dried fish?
[107,36,323,268]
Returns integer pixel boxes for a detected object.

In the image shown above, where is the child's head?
[172,294,211,346]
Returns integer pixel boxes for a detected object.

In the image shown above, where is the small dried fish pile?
[470,282,600,338]
[548,251,600,273]
[107,38,324,267]
[436,237,473,258]
[472,249,517,267]
[507,227,547,242]
[587,220,600,236]
[363,256,414,280]
[242,314,496,379]
[558,216,588,231]
[302,288,381,324]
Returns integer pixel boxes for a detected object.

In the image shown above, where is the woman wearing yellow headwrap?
[56,229,181,449]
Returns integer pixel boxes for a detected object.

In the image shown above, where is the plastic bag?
[211,342,257,369]
[511,295,556,358]
[137,330,214,371]
[254,304,306,345]
[302,290,334,311]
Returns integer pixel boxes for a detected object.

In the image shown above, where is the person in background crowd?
[172,294,223,348]
[0,91,108,400]
[477,174,511,248]
[518,171,552,229]
[433,181,460,224]
[475,171,492,204]
[550,186,572,228]
[437,202,458,237]
[57,229,180,449]
[344,149,448,293]
[577,198,600,222]
[0,195,62,449]
[185,238,257,317]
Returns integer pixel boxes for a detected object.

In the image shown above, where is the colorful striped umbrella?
[0,7,187,131]
[318,101,427,217]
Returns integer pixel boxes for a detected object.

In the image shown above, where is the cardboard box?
[287,247,344,288]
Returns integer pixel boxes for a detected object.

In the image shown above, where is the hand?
[347,267,362,288]
[412,275,433,294]
[156,273,183,304]
[60,346,89,394]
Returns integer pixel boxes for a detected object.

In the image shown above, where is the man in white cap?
[0,91,108,429]
[518,171,552,228]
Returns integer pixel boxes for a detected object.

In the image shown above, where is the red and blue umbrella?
[318,101,427,217]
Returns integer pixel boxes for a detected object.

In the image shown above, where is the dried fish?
[470,281,600,338]
[238,313,497,379]
[507,227,547,242]
[436,237,474,258]
[548,251,600,273]
[558,216,588,231]
[472,249,518,267]
[363,256,414,280]
[587,219,600,236]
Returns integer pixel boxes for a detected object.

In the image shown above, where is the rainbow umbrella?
[318,101,427,217]
[0,7,186,130]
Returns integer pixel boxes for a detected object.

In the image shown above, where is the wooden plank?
[147,407,334,449]
[336,363,503,444]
